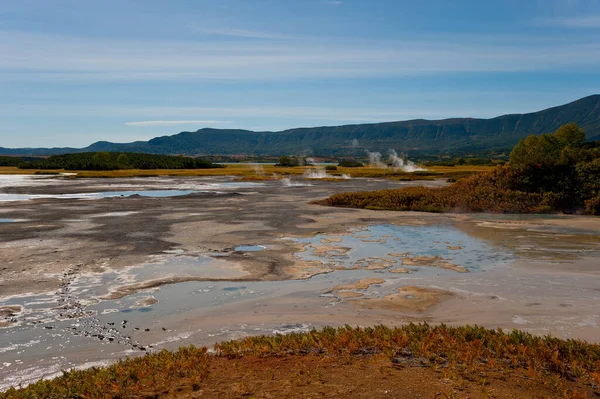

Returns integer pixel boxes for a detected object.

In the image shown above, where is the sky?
[1,0,600,148]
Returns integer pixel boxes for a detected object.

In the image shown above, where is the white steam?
[366,150,387,168]
[351,139,360,148]
[252,164,265,175]
[303,167,350,180]
[365,149,426,172]
[280,177,312,187]
[304,157,316,166]
[387,149,426,172]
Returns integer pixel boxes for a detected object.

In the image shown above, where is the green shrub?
[19,152,222,171]
[276,156,300,167]
[585,195,600,215]
[338,159,364,167]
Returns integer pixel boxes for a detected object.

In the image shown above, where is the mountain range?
[2,95,600,157]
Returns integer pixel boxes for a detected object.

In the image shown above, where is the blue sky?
[2,0,600,148]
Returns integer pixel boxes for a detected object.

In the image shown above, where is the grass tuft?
[3,324,599,398]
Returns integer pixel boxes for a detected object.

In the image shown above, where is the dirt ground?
[168,354,594,399]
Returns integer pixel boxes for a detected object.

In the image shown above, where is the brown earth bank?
[169,354,592,399]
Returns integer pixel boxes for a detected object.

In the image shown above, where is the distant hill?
[2,95,600,157]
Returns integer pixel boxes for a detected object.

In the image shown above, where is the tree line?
[18,152,223,170]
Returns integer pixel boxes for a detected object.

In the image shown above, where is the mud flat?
[329,278,386,291]
[354,286,456,313]
[1,174,600,390]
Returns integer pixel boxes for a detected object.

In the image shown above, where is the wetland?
[1,173,599,391]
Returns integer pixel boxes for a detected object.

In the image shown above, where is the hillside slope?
[2,95,599,156]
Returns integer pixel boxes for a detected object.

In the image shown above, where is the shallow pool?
[234,245,266,252]
[0,190,196,201]
[293,224,513,274]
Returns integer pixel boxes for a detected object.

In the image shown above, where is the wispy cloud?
[543,14,600,28]
[190,26,293,39]
[1,30,600,83]
[125,120,232,127]
[0,104,518,121]
[327,1,343,5]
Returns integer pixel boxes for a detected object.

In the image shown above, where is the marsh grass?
[3,324,599,398]
[0,165,491,180]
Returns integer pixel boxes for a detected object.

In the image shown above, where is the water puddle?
[90,211,140,218]
[163,249,185,255]
[234,245,265,252]
[0,175,67,188]
[293,224,513,275]
[0,190,199,202]
[0,176,266,203]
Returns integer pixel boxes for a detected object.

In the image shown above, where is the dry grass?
[320,165,562,213]
[0,165,491,180]
[3,324,599,398]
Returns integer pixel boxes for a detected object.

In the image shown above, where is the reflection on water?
[294,224,513,274]
[234,245,265,252]
[455,218,600,261]
[0,175,266,202]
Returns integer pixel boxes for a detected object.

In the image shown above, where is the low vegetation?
[17,152,222,171]
[0,156,43,167]
[423,157,505,167]
[323,124,600,214]
[2,346,210,399]
[338,158,364,167]
[0,162,490,180]
[275,155,301,167]
[3,324,599,398]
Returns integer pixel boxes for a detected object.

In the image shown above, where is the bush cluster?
[423,157,500,167]
[18,152,223,171]
[323,123,600,215]
[337,158,364,167]
[1,346,209,399]
[275,156,300,167]
[0,156,44,167]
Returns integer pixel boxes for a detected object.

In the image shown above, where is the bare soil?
[168,354,593,399]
